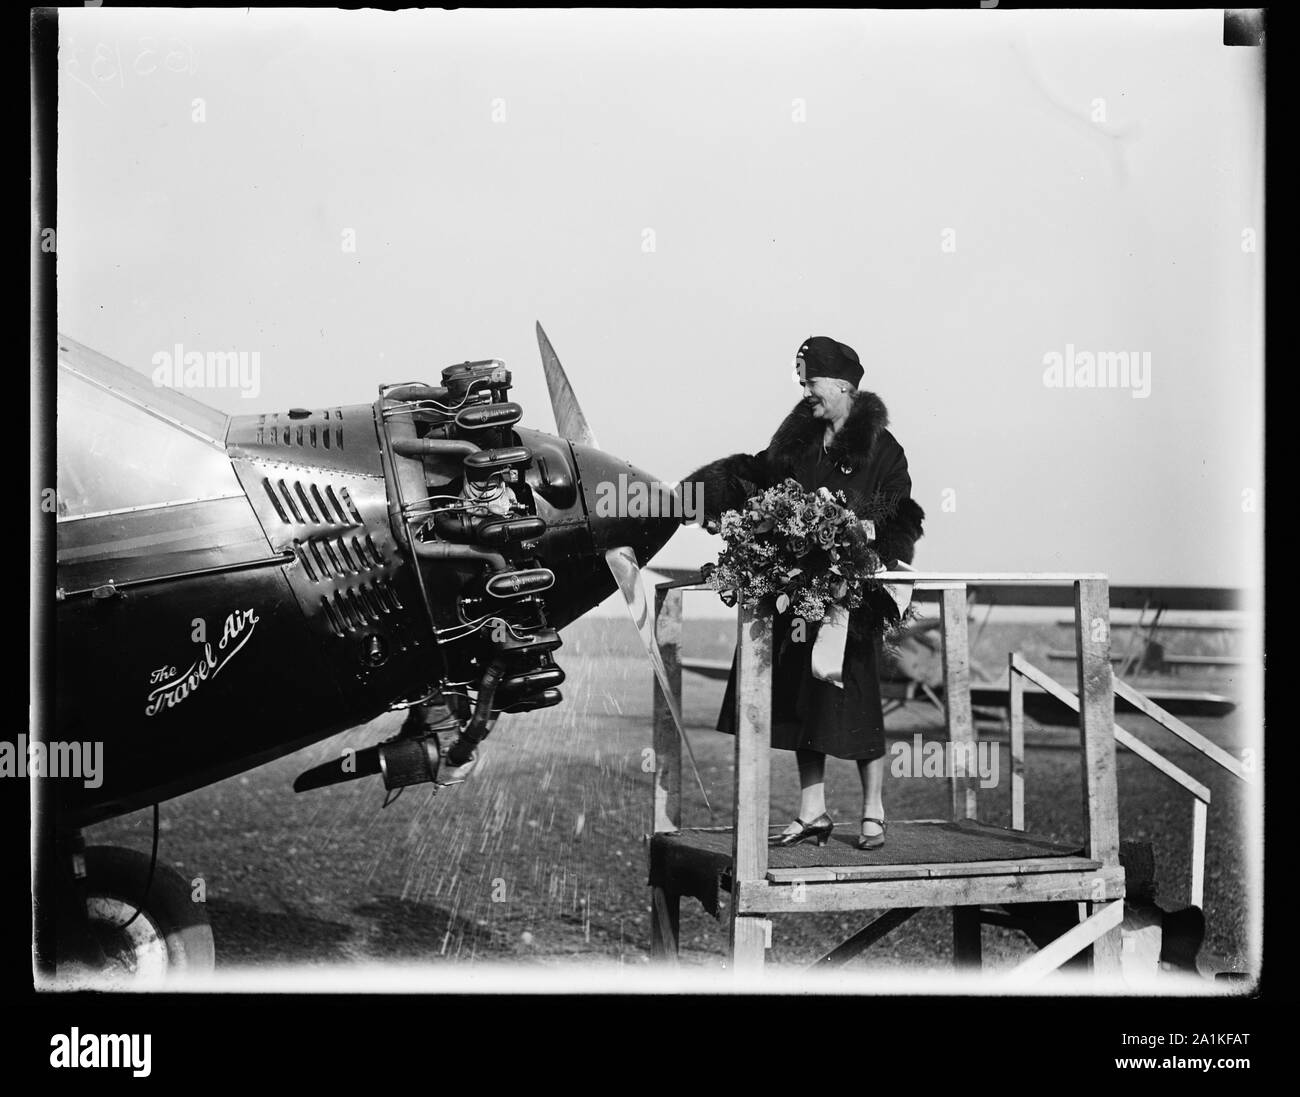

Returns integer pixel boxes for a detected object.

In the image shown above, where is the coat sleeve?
[865,439,926,567]
[849,441,925,634]
[680,449,772,526]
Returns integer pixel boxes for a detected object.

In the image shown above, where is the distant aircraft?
[660,571,1241,726]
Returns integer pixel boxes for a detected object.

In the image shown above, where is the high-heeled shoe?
[856,816,887,851]
[770,812,834,847]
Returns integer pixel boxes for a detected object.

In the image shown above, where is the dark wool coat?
[684,391,925,760]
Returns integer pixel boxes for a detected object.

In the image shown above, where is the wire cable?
[118,802,159,931]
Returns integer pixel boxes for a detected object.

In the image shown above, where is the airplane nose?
[570,442,681,566]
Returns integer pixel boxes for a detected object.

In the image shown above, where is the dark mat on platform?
[647,820,1085,918]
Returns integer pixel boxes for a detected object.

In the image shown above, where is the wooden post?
[940,587,977,820]
[953,907,983,970]
[730,603,772,972]
[1191,798,1208,909]
[811,908,919,968]
[650,886,680,963]
[1007,900,1125,983]
[649,585,683,962]
[1008,653,1025,831]
[652,585,683,834]
[1074,578,1122,975]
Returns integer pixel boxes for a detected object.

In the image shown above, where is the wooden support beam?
[649,587,684,966]
[1008,653,1090,701]
[729,604,773,972]
[737,867,1125,914]
[953,906,983,970]
[941,587,977,820]
[810,908,919,968]
[1191,798,1207,909]
[732,603,772,887]
[729,916,770,971]
[1113,726,1212,802]
[1009,654,1025,831]
[1113,676,1253,782]
[1074,580,1121,867]
[1004,899,1124,983]
[650,886,680,963]
[1011,655,1212,802]
[1074,580,1123,975]
[652,585,684,833]
[765,854,1102,884]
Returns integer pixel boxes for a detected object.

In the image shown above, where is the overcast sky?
[57,8,1263,589]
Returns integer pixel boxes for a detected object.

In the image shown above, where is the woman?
[684,336,925,850]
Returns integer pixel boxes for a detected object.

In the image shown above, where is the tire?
[77,845,215,986]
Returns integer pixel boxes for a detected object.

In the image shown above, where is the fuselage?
[53,336,678,825]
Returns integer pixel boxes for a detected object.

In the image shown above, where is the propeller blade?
[604,545,712,814]
[535,321,599,448]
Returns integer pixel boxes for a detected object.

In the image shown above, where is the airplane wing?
[57,333,231,447]
[920,584,1248,613]
[681,658,732,681]
[652,566,708,587]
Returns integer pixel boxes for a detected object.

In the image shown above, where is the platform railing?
[650,571,1127,974]
[1008,652,1255,909]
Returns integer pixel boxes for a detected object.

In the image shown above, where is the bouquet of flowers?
[709,478,884,623]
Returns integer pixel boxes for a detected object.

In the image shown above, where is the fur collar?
[766,390,890,473]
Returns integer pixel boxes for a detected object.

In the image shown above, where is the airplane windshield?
[56,365,243,520]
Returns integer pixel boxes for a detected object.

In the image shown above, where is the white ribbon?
[884,558,915,619]
[810,602,850,689]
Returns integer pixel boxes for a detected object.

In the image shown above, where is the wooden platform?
[648,819,1114,918]
[649,578,1128,976]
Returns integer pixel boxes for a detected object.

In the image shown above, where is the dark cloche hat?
[796,336,863,387]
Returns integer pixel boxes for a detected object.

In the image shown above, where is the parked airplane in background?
[663,572,1241,726]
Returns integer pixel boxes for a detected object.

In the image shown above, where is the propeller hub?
[570,443,682,566]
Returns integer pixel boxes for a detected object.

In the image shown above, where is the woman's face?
[796,360,854,422]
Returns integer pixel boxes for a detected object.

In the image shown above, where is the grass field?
[89,614,1259,981]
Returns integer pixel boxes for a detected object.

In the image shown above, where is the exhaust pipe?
[413,540,508,572]
[293,698,463,793]
[292,736,442,793]
[446,658,508,766]
[392,438,480,459]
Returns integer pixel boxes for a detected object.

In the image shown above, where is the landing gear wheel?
[69,846,214,987]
